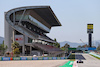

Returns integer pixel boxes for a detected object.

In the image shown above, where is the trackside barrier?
[32,57,38,60]
[61,57,65,60]
[27,57,32,60]
[13,57,20,60]
[89,52,100,58]
[48,57,52,60]
[52,57,57,60]
[57,57,61,60]
[21,57,27,60]
[0,57,68,61]
[43,57,48,60]
[38,57,43,60]
[2,57,10,61]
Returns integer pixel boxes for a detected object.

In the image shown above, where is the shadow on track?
[75,54,86,60]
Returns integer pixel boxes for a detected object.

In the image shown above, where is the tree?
[77,45,82,48]
[12,41,20,56]
[0,41,7,55]
[81,44,89,48]
[64,43,70,53]
[97,45,100,51]
[64,43,70,48]
[54,38,60,48]
[60,43,70,53]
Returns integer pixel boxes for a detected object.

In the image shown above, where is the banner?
[61,57,65,60]
[33,57,38,60]
[38,57,43,60]
[48,57,52,60]
[15,35,24,44]
[27,57,32,60]
[13,57,20,60]
[21,57,27,60]
[43,57,48,60]
[2,57,10,61]
[52,57,57,60]
[57,57,61,60]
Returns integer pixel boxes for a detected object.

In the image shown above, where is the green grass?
[68,53,75,60]
[90,54,100,60]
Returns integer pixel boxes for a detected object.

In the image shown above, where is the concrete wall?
[4,13,13,52]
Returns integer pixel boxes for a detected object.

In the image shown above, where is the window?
[28,37,32,43]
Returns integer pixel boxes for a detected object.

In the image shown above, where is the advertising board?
[87,24,93,33]
[15,35,24,44]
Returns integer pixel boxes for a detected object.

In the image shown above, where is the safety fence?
[0,57,68,61]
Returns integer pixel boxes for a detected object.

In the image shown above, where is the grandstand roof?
[33,6,62,26]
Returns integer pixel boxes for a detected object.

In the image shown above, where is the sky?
[0,0,100,43]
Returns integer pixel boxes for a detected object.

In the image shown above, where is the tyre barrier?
[0,57,67,61]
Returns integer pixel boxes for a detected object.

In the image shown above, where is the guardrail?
[0,57,68,61]
[89,52,100,58]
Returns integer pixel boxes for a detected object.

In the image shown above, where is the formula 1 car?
[77,59,83,63]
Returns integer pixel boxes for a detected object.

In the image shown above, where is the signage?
[21,57,27,60]
[52,57,57,60]
[32,57,38,60]
[2,57,10,61]
[87,24,93,33]
[13,57,20,60]
[57,57,61,60]
[87,24,93,29]
[27,57,32,60]
[15,35,24,44]
[61,57,65,60]
[43,57,48,60]
[48,57,52,60]
[38,57,43,60]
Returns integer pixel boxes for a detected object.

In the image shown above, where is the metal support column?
[22,35,25,56]
[88,33,92,47]
[13,12,15,24]
[30,46,32,55]
[12,29,15,42]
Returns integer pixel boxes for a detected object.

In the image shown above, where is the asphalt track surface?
[75,53,100,67]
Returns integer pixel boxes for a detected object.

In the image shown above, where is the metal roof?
[33,6,62,26]
[7,6,62,27]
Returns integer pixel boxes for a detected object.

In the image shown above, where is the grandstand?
[4,6,64,56]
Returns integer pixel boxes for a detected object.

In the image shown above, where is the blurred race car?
[77,59,83,63]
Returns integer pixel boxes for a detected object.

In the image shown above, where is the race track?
[75,53,100,67]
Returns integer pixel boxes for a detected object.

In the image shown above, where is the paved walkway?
[0,60,68,67]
